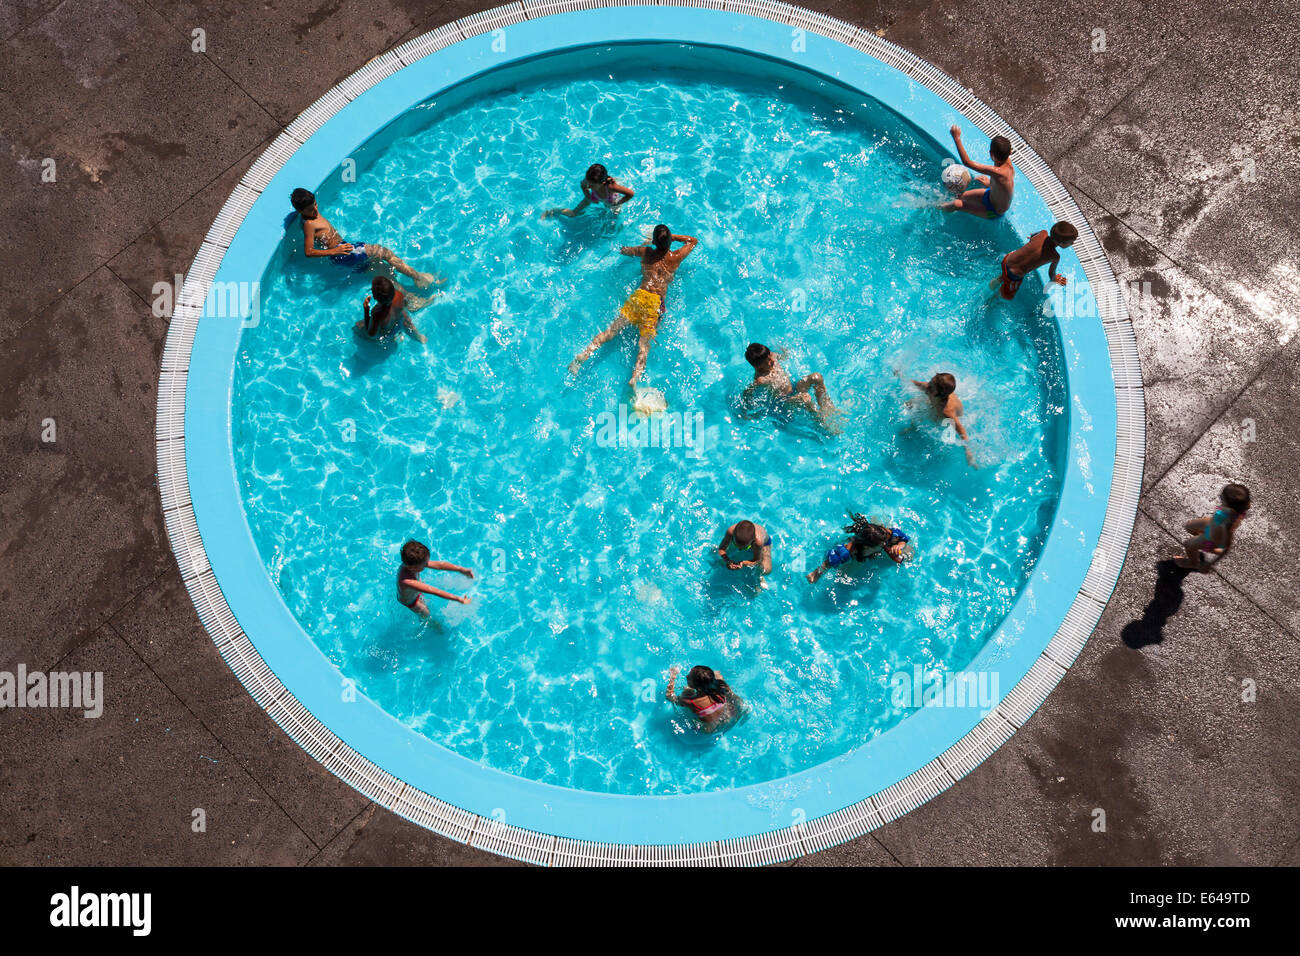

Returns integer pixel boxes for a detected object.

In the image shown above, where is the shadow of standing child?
[1121,560,1192,648]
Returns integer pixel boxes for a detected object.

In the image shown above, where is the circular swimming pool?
[159,2,1143,864]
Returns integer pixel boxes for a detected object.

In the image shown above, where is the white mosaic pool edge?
[155,0,1145,867]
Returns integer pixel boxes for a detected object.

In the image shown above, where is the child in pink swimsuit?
[665,665,737,730]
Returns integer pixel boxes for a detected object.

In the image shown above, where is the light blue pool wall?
[185,7,1116,844]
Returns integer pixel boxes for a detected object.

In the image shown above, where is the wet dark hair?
[585,163,610,183]
[844,512,896,561]
[930,372,957,397]
[290,188,316,213]
[651,224,672,252]
[1221,483,1251,513]
[371,275,395,302]
[685,665,730,702]
[744,342,771,367]
[401,540,430,566]
[733,520,757,547]
[1049,221,1079,244]
[990,136,1012,163]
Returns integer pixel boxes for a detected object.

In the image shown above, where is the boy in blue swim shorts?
[290,188,440,288]
[807,512,911,583]
[939,127,1014,220]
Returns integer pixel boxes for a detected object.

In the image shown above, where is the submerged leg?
[569,314,629,375]
[372,244,435,288]
[629,334,654,386]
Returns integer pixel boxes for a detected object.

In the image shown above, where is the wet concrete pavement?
[2,0,1296,865]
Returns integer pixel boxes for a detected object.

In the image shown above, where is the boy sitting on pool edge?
[290,187,442,288]
[940,126,1014,220]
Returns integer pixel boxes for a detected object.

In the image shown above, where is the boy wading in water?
[910,372,976,467]
[291,188,440,288]
[717,519,773,581]
[940,126,1014,220]
[396,540,474,616]
[743,342,841,432]
[1174,483,1250,571]
[568,224,699,387]
[993,222,1078,300]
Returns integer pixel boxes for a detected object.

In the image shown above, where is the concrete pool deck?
[2,0,1298,865]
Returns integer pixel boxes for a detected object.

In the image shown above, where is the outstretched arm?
[619,244,648,257]
[950,126,998,176]
[543,194,592,218]
[665,666,682,704]
[948,414,970,442]
[428,560,473,578]
[409,579,469,604]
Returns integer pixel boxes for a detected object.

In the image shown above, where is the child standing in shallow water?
[665,665,739,731]
[542,162,635,218]
[910,372,976,466]
[354,276,427,343]
[396,540,474,616]
[1175,484,1250,571]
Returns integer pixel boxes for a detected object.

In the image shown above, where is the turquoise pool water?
[233,45,1067,797]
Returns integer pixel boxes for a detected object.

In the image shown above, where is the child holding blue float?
[806,512,913,584]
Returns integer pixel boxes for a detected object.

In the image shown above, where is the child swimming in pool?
[290,188,440,287]
[396,539,474,616]
[665,665,739,730]
[807,512,912,583]
[992,222,1078,300]
[1174,483,1250,571]
[568,224,699,386]
[939,127,1014,220]
[910,371,976,466]
[541,162,635,218]
[742,342,840,431]
[354,276,428,343]
[717,519,773,578]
